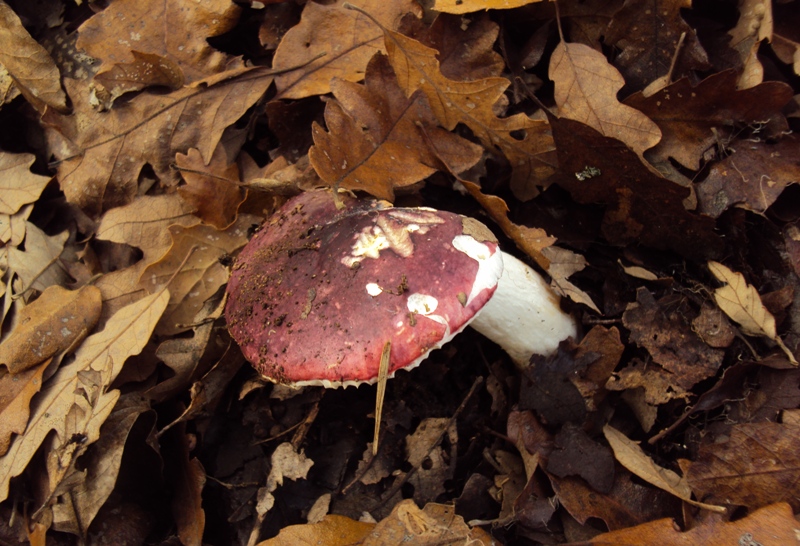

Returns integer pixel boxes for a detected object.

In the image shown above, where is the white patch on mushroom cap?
[452,235,504,306]
[407,293,438,315]
[342,226,390,267]
[366,283,383,297]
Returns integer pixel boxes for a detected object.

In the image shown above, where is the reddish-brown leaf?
[309,54,481,200]
[625,71,793,170]
[685,422,800,510]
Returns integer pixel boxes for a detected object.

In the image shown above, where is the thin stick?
[373,341,391,456]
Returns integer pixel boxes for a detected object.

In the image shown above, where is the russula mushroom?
[224,189,576,387]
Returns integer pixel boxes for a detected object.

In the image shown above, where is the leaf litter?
[0,0,799,544]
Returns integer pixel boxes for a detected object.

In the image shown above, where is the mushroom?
[225,189,577,387]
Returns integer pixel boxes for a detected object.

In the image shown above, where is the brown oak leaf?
[625,70,793,170]
[272,0,420,99]
[309,54,481,200]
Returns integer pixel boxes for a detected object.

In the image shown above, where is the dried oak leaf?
[77,0,240,85]
[0,152,51,215]
[309,53,481,200]
[0,285,101,374]
[176,147,245,229]
[272,0,419,99]
[51,394,152,536]
[138,215,255,335]
[405,418,456,505]
[728,0,772,89]
[624,70,793,170]
[685,422,800,510]
[623,288,724,390]
[785,223,800,277]
[400,13,504,82]
[3,222,69,294]
[581,502,797,545]
[431,0,545,14]
[708,261,798,364]
[606,358,689,406]
[696,135,800,218]
[604,425,723,512]
[0,359,49,458]
[256,515,374,546]
[550,116,722,260]
[604,0,710,92]
[549,41,662,158]
[0,290,169,504]
[44,71,273,216]
[379,19,557,200]
[93,52,185,103]
[0,2,66,112]
[362,500,493,546]
[550,469,679,531]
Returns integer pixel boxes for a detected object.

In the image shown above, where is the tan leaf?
[432,0,545,15]
[77,0,240,85]
[6,223,69,294]
[543,245,601,313]
[362,500,494,545]
[257,443,315,519]
[176,147,245,229]
[584,502,797,545]
[0,289,169,503]
[138,215,255,335]
[0,204,30,246]
[381,23,557,200]
[272,0,420,99]
[93,51,184,102]
[96,194,199,262]
[44,71,273,215]
[0,285,102,374]
[0,2,67,112]
[728,0,772,89]
[549,41,662,158]
[0,152,51,215]
[459,179,554,269]
[309,54,481,200]
[603,425,725,512]
[256,514,374,546]
[51,395,151,535]
[0,359,49,457]
[708,261,798,364]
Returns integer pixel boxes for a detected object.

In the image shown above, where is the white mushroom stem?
[469,252,577,365]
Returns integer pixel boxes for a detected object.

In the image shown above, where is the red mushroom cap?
[225,190,503,387]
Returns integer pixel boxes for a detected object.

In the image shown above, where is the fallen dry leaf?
[0,284,101,374]
[257,514,374,546]
[138,215,255,336]
[51,394,152,535]
[0,152,51,216]
[604,0,709,92]
[708,261,798,364]
[376,13,557,200]
[695,135,800,218]
[432,0,545,15]
[623,288,724,390]
[176,147,245,230]
[4,222,69,295]
[0,359,49,457]
[624,70,793,170]
[603,425,724,512]
[0,289,169,503]
[685,422,800,511]
[728,0,772,89]
[76,0,241,86]
[309,54,481,200]
[549,41,662,158]
[257,442,314,519]
[272,0,420,99]
[44,71,273,215]
[576,502,797,546]
[0,2,66,112]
